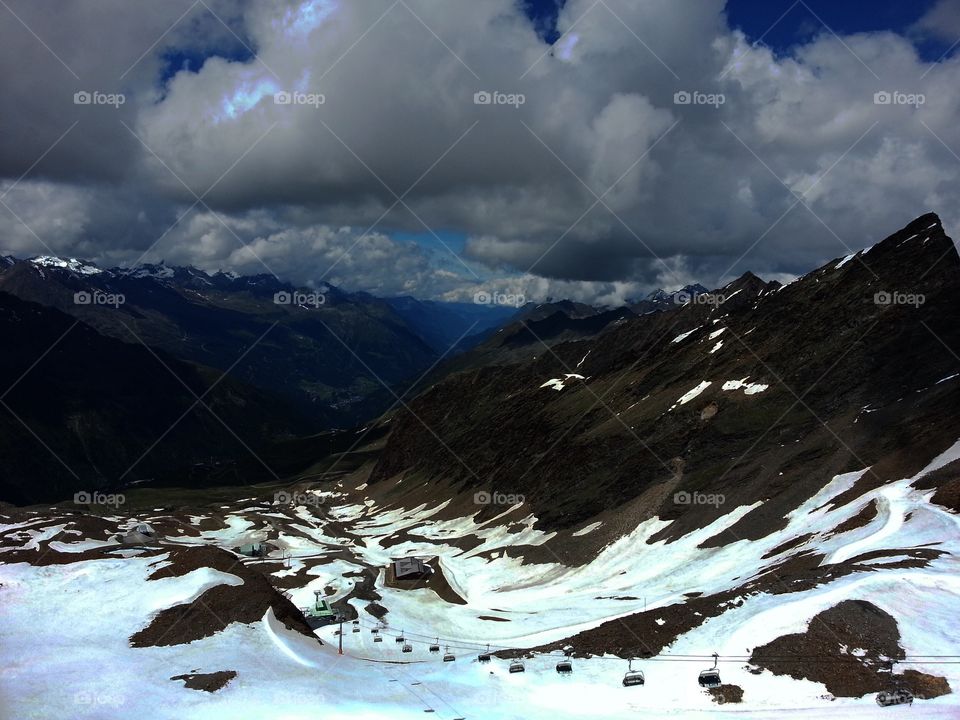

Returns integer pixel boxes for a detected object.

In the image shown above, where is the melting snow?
[722,378,770,395]
[571,521,602,537]
[671,328,699,344]
[6,440,960,718]
[539,374,586,392]
[834,252,858,268]
[670,381,712,410]
[30,256,102,275]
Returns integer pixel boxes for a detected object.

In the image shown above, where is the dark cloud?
[1,0,958,304]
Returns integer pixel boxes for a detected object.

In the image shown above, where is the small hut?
[233,541,276,558]
[302,591,340,629]
[392,557,431,581]
[116,523,160,546]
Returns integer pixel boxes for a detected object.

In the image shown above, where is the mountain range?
[3,213,959,714]
[370,213,960,541]
[3,213,957,519]
[0,255,659,502]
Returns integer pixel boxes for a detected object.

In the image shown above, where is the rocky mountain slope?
[370,213,960,539]
[427,302,637,381]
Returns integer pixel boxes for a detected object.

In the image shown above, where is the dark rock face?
[0,292,305,504]
[370,213,960,539]
[170,670,237,692]
[430,304,636,380]
[750,600,949,699]
[709,684,744,704]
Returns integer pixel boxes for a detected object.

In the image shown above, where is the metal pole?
[338,618,343,655]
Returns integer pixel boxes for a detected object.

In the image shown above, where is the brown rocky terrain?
[750,600,950,698]
[171,670,237,692]
[130,545,318,647]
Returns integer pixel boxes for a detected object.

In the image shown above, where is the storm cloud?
[1,0,958,303]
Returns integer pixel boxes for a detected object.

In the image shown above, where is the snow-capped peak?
[29,256,102,275]
[123,262,175,279]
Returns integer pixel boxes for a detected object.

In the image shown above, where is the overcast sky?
[0,0,958,304]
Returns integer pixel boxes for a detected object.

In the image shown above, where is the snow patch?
[539,374,585,392]
[571,521,602,537]
[30,256,102,275]
[721,378,770,395]
[834,252,858,269]
[670,381,712,410]
[671,328,699,344]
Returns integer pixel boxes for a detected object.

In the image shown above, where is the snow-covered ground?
[1,442,959,718]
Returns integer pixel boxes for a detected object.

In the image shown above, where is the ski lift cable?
[349,617,960,663]
[385,670,436,715]
[390,664,470,719]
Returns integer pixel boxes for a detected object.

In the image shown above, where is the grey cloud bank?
[0,0,958,304]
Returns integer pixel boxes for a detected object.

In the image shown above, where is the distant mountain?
[384,296,518,354]
[514,299,601,322]
[627,283,711,314]
[0,291,307,504]
[421,301,635,382]
[0,258,438,429]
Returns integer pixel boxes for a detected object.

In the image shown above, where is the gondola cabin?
[698,669,721,688]
[623,670,645,687]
